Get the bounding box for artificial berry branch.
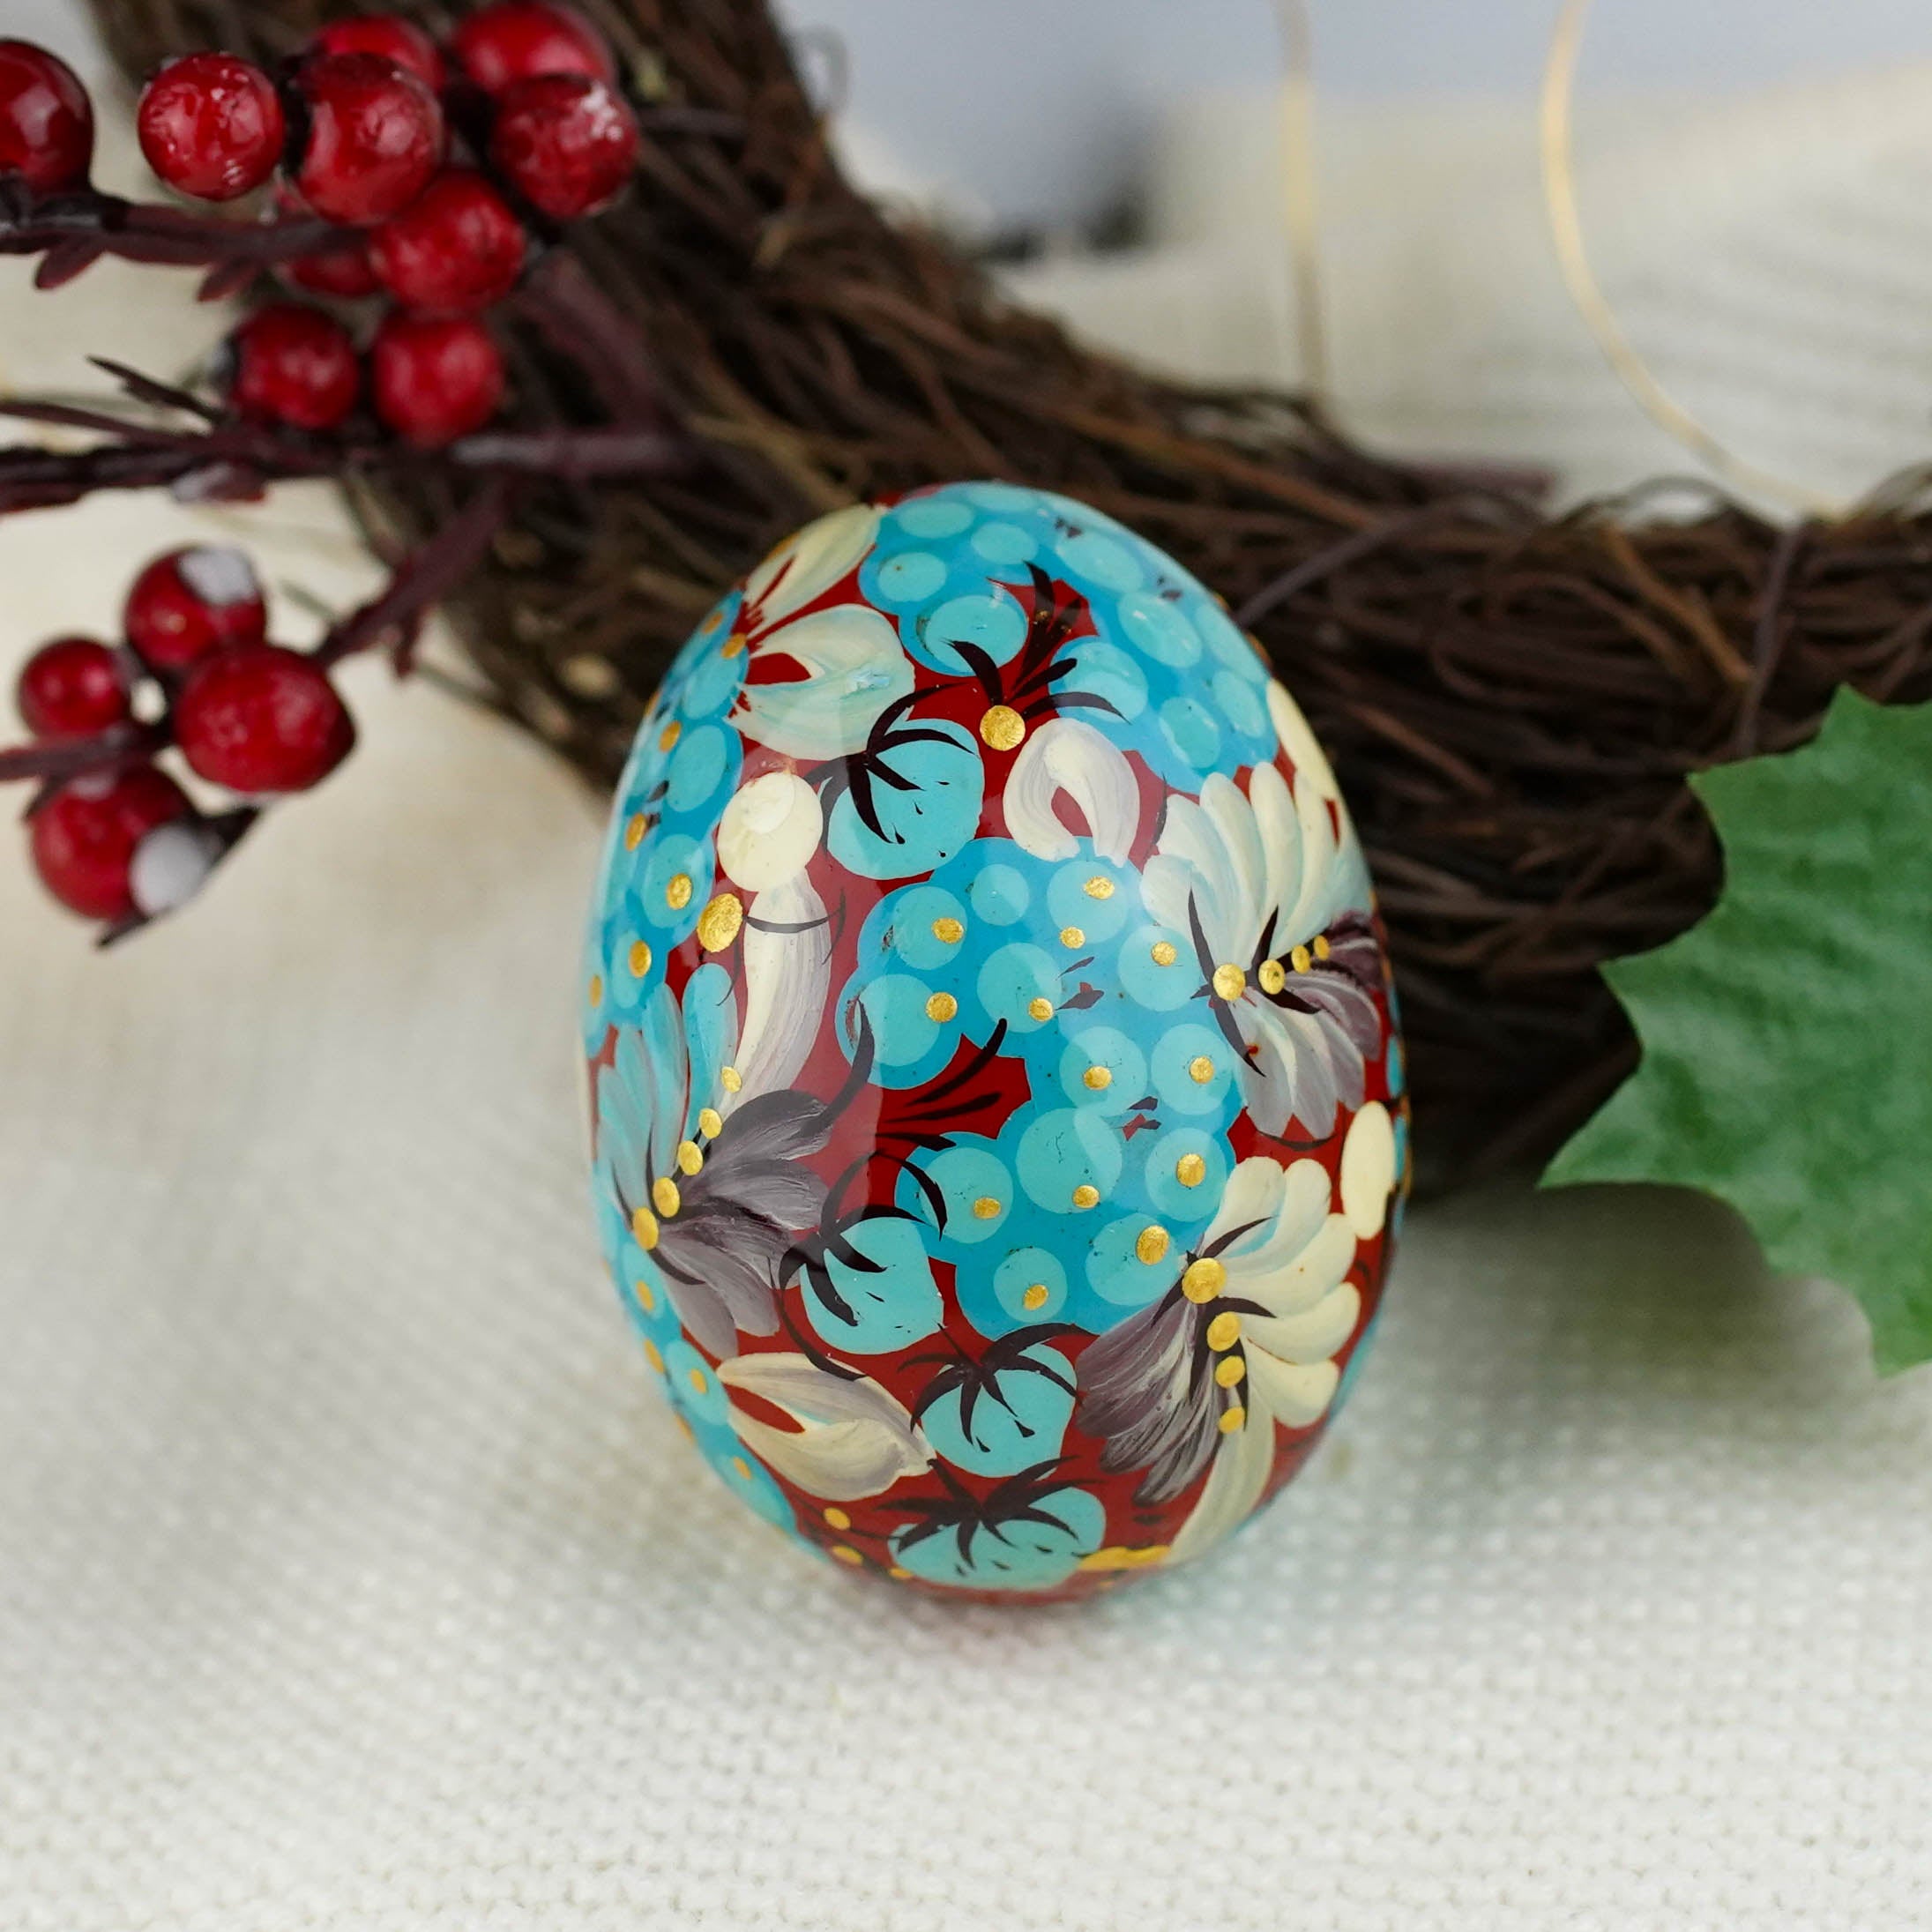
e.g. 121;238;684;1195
0;6;723;939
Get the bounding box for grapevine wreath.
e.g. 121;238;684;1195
4;0;1929;1389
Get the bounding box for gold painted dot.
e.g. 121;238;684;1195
658;720;681;752
1060;926;1085;950
588;973;604;1006
676;1139;704;1176
623;814;646;851
926;991;959;1022
666;872;693;911
1215;1355;1247;1389
687;1366;709;1395
823;1506;852;1531
1071;1183;1100;1210
830;1544;864;1566
652;1175;682;1218
1083;875;1115;900
932;916;965;944
1258;959;1287;996
889;1565;913;1581
633;1278;656;1313
1027;996;1054;1021
1182;1257;1227;1302
721;630;746;659
628;940;653;978
642;1339;664;1373
1188;1055;1216;1084
979;704;1026;750
720;1065;742;1093
675;1414;695;1442
1082;1064;1113;1091
731;1456;753;1480
697;891;744;951
1135;1225;1170;1264
1218;1405;1247;1435
1022;1283;1050;1311
697;1108;723;1139
973;1196;1002;1220
1175;1152;1207;1188
1205;1310;1242;1351
700;609;725;637
1290;944;1313;973
1151;941;1179;966
630;1205;660;1250
1314;934;1332;960
1212;962;1247;1001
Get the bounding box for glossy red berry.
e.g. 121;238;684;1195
225;302;362;432
449;3;616;95
489;74;638;220
137;53;284;203
16;637;132;739
369;311;505;447
0;41;93;192
283;234;383;298
292;52;444;226
369;169;526;315
175;645;354;794
124;546;267;670
309;16;446;92
31;765;191;921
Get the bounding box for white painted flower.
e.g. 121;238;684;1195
729;504;914;760
1081;1136;1390;1564
1003;716;1141;863
719;1353;931;1501
1141;693;1380;1139
718;770;824;890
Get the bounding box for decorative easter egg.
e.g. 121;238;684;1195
582;481;1407;1600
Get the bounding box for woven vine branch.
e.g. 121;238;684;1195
80;0;1932;1185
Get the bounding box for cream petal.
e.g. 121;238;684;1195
1003;718;1141;863
1235;1212;1356;1321
720;1353;929;1502
744;502;882;627
1237;1001;1300;1140
1340;1100;1397;1239
1169;1404;1277;1564
1151;796;1243;961
1279;768;1342;944
729;874;830;1106
718;771;824;891
1244;1279;1361;1370
1199;773;1268;938
1220;1158;1332;1277
1204;1156;1288;1256
1267;679;1339;802
1244;1351;1342;1430
1249;761;1300;946
738;605;914;760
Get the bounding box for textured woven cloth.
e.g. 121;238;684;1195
4;31;1932;1931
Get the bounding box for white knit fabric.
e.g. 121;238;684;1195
5;36;1932;1929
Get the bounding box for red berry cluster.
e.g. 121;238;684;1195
124;4;640;448
15;547;354;932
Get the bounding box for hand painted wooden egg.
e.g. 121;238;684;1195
581;481;1406;1600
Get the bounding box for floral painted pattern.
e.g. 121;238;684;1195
584;481;1407;1601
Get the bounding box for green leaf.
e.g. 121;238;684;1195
1543;689;1932;1372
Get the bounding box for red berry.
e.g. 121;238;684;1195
449;3;616;95
292;52;444;226
124;546;267;670
137;53;284;203
16;636;132;739
0;41;93;192
31;764;191;921
275;181;382;296
369;169;526;315
369;311;505;447
309;16;446;93
489;73;638;220
225;301;362;431
175;645;354;794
